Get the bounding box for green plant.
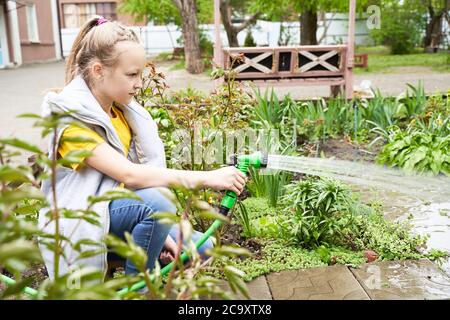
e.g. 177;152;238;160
370;2;424;54
360;89;401;132
279;177;361;248
245;124;296;208
347;212;429;261
295;98;351;143
396;82;427;119
422;90;450;119
377;114;450;176
247;167;293;208
135;61;169;108
243;30;256;47
0;115;141;299
199;28;214;57
235;197;279;238
251;88;283;127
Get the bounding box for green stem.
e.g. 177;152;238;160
51;127;61;280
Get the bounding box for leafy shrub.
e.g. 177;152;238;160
377;114;450;176
370;2;424;54
243;31;256;47
279;177;361;248
0;71;254;300
295;99;351;143
236;197;281;238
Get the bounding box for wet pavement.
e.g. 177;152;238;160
355;186;450;279
232;259;450;300
226;185;450;300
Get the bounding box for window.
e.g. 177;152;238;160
63;2;117;28
26;4;39;42
95;2;116;22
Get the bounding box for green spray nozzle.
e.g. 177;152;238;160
219;151;267;215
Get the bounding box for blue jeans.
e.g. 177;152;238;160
108;188;214;275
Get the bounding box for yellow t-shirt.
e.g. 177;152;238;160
58;105;131;186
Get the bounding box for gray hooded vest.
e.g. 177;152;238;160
38;75;167;280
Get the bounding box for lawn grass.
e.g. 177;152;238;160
355;46;450;74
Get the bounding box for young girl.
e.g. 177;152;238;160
38;16;247;279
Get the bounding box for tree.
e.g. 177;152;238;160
251;0;371;45
120;0;213;74
173;0;203;73
370;0;426;54
219;0;260;47
299;1;318;45
421;0;450;51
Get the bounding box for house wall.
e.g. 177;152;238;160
4;5;13;63
17;0;57;63
58;0;145;27
1;3;13;66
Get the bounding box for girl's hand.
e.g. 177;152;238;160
204;166;248;195
159;235;177;265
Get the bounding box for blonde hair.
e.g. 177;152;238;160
65;16;141;86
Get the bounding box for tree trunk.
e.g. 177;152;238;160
424;5;445;50
220;0;239;47
219;0;260;47
300;7;318;45
175;0;204;74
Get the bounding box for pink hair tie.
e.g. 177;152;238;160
97;17;108;26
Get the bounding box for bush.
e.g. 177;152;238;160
370;2;424;54
279;177;361;248
244;31;256;47
377;114;450;176
175;28;213;57
199;28;214;57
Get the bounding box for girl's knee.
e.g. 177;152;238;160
136;188;177;215
156;198;176;215
197;236;214;255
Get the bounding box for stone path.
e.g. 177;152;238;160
233;259;450;300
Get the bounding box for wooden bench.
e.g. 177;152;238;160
212;0;356;100
222;45;350;97
354;53;368;68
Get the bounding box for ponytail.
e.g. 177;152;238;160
65;18;100;84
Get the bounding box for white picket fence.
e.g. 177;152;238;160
61;13;373;57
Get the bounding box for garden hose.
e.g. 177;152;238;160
0;151;268;298
118;151;268;295
218;151;268;215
